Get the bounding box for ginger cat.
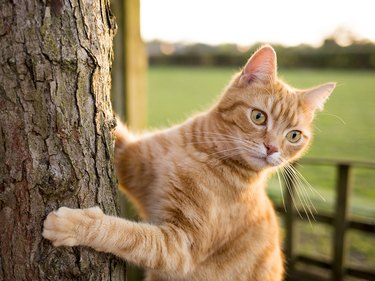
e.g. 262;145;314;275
43;45;335;281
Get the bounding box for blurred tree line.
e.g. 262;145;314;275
147;30;375;69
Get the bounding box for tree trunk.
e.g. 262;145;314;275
0;0;125;280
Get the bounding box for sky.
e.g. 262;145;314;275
140;0;375;47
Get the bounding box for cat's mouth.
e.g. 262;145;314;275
250;154;281;168
266;156;281;167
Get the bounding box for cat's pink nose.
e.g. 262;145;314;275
264;143;278;156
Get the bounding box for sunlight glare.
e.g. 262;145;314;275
141;0;375;46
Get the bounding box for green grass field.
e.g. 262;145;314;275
147;66;375;271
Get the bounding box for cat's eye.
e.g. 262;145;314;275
286;130;302;143
251;109;267;125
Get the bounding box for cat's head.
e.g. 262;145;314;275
215;45;335;172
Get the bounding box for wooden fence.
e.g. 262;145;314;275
279;158;375;281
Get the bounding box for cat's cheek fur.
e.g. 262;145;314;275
284;142;310;163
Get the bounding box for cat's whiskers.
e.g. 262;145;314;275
210;146;254;164
276;169;287;212
188;132;324;224
282;163;315;224
216;150;244;161
285;160;326;202
188;132;255;147
278;164;303;219
187;132;260;164
279;157;327;225
284;160;313;222
206;147;245;158
187;140;248;146
313;124;322;133
320;112;346;125
206;149;244;168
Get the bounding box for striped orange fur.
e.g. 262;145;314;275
43;45;335;281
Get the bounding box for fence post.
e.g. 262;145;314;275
111;0;147;280
284;165;298;278
332;164;352;281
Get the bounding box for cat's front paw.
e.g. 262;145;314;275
43;206;104;247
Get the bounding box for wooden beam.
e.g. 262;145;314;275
124;0;147;130
332;164;352;281
111;0;147;280
111;0;126;119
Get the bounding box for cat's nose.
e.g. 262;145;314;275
264;143;278;156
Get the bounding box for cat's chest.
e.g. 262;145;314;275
210;190;269;235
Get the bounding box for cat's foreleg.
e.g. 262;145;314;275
43;207;195;275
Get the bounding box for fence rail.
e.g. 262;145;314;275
279;158;375;281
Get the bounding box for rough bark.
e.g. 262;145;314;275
0;0;125;280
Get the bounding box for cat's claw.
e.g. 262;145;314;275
42;206;104;247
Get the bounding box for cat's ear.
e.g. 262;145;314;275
239;45;277;86
303;82;336;112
